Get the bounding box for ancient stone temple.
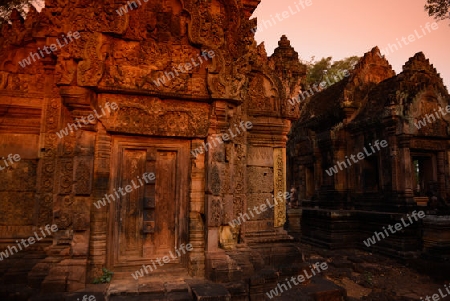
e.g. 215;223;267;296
287;47;450;261
0;0;347;300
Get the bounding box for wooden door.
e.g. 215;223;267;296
109;139;188;269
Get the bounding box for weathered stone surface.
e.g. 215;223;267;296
247;193;274;220
138;281;165;294
0;0;310;298
97;95;211;137
274;148;287;227
188;282;231;301
247;147;273;167
288;47;450;258
246;167;273;193
166;292;194;301
164;281;189;293
287;208;302;238
422;215;450;261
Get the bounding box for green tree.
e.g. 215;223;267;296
303;56;360;89
305;56;332;87
424;0;450;22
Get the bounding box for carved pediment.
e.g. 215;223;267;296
409;91;450;136
97;94;210;138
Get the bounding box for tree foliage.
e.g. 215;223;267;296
424;0;450;21
303;56;360;88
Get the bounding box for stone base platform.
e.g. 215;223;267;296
23;270;345;301
300;208;423;258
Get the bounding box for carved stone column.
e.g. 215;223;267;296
189;139;206;277
41;86;97;292
28;60;62;291
397;134;415;206
89;123;111;281
274;148;286;227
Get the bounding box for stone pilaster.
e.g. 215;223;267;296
88;123;111;281
189;139;206;277
274;148;286;228
398;135;415;206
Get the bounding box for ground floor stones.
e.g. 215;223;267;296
3;240;448;300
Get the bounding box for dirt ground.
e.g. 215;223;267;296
298;242;450;300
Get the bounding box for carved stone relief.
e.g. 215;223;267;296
273;148;286;227
97;94;210;137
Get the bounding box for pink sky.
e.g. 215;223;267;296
252;0;450;89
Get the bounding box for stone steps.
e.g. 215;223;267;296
61;275;344;301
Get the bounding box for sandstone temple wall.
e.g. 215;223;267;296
0;0;306;296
